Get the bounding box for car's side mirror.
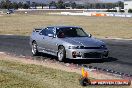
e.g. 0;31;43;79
89;34;92;38
48;34;54;37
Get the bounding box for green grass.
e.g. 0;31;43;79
0;60;81;88
0;59;130;88
0;14;132;38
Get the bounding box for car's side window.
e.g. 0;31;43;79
40;27;54;36
40;28;47;35
46;27;54;35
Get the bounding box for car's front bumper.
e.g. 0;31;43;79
65;49;109;59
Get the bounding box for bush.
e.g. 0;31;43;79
128;9;132;13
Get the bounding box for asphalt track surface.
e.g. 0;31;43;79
0;35;132;76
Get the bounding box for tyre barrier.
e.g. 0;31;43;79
91;13;107;17
82;65;132;80
58;12;132;18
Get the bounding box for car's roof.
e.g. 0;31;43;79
35;26;81;29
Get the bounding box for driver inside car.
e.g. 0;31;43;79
58;31;65;38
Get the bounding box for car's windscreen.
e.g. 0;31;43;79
56;27;88;38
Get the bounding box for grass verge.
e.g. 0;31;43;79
0;59;82;88
0;14;132;38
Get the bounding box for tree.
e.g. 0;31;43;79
49;1;56;9
76;5;84;9
6;0;11;9
41;3;44;9
106;3;113;9
18;2;23;8
31;2;36;9
12;2;18;9
22;3;29;9
0;0;6;9
49;1;56;6
117;1;124;9
71;2;76;9
56;0;65;9
128;9;132;13
89;4;93;9
0;0;12;9
95;3;101;9
84;3;90;9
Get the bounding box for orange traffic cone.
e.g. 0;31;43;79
80;67;91;86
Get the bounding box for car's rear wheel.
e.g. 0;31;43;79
57;46;66;62
32;41;39;56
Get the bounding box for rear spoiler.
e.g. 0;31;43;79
33;28;42;32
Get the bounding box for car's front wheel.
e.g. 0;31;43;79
57;46;66;62
32;41;39;56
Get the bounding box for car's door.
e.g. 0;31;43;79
37;27;56;53
46;27;58;54
43;27;58;54
37;28;49;51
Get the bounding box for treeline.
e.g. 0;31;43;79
0;0;29;9
0;0;124;9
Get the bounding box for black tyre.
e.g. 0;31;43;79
32;41;39;56
57;46;66;62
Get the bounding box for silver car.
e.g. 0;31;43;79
30;26;109;61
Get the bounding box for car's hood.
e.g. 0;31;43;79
61;37;104;47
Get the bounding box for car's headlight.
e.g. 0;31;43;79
69;46;84;49
100;45;107;49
